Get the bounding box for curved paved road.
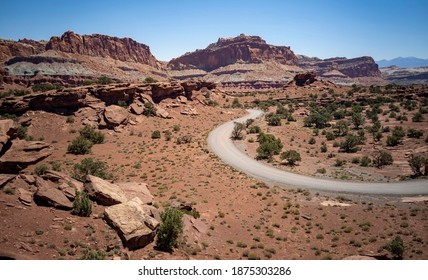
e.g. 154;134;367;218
208;109;428;195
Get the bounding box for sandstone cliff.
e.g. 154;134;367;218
0;39;45;63
168;34;298;71
46;31;161;69
299;56;381;78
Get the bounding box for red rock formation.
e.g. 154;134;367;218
293;72;317;86
46;31;161;68
298;56;381;78
168;34;298;71
0;39;45;63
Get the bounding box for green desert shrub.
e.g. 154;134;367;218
151;130;161;139
256;132;283;160
79;248;106;260
79;125;104;144
32;83;62;92
384;236;404;259
34;164;48;175
143;102;157;116
280;150;301;166
67;136;93;155
72;158;111;181
72;191;92;217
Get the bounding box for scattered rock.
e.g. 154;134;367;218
301;214;312;220
180;106;198;116
34;177;73;210
103;105;129;128
104;197;159;250
320;200;351;207
154;105;171;119
17;188;33;206
19;242;37;253
75;107;99;126
85;175;127;206
0;140;53;173
129;102;145;115
116;182;154;205
42;170;84;194
177;96;187;104
19;174;36;185
170;200;193;211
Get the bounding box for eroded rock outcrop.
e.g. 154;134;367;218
293;72;317;86
168;34;298;71
298;56;381;78
0;80;214;116
46;31;161;68
0;39;45;63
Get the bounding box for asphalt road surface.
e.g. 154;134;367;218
208;109;428;195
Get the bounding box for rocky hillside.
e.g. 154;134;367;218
46;31;161;69
380;66;428;85
168;34;298;71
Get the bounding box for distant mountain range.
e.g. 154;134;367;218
376;57;428;68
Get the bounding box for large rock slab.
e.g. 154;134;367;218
0;140;53;173
0;174;15;188
154;105;170;119
116;182;154;205
104;197;159;250
17;188;33;206
42;170;84;193
85;175;127;206
129;102;145;115
103;105;128;128
0;119;16;154
34;177;73;210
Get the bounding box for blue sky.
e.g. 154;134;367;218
0;0;427;61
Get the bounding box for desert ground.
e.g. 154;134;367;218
1;81;427;260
